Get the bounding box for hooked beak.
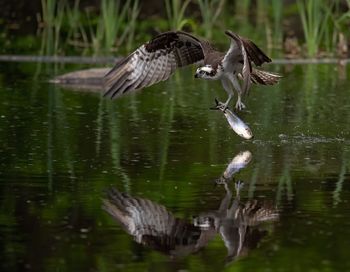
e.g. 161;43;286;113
194;73;198;78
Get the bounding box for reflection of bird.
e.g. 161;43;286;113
103;183;278;262
194;181;279;262
103;30;281;110
102;188;216;257
103;151;278;262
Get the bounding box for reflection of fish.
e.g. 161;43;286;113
220;151;252;182
212;99;253;139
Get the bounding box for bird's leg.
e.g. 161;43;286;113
217;77;235;111
227;180;244;218
235;96;245;111
228;74;246;111
237;225;247;256
223;94;233;110
235;180;244;199
217;180;233;216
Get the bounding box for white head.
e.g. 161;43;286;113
194;65;216;79
193;215;215;229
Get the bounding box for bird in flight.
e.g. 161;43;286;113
103;30;280;110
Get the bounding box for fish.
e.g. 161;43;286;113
216;150;252;184
222;150;252;179
211;99;253;139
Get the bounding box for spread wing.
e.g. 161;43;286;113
221;199;279;262
102;188;205;256
102;187;176;239
103;31;205;99
224;30;271;66
223;30;272;95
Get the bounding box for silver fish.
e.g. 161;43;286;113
222;150;252;179
212;99;253;139
216;150;252;184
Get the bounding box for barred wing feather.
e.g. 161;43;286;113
103;31;205;99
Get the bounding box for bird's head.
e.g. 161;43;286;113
195;65;216;79
193;215;215;229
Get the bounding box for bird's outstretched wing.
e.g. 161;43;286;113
222;198;279;262
223;30;272;95
224;30;271;66
103;31;205;99
102;187;176;239
102;187;206;256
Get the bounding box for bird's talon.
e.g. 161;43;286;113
218;101;229;112
210;98;228;111
210;98;219;110
235;101;246;111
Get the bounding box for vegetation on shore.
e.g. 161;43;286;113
1;0;350;58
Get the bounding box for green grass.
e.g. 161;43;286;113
39;0;140;55
40;0;65;55
197;0;226;39
164;0;193;30
297;0;329;57
33;0;350;58
324;0;350;55
86;0;140;55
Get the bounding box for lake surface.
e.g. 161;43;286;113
0;62;350;272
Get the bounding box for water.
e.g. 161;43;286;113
0;62;350;272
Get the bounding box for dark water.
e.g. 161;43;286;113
0;62;350;272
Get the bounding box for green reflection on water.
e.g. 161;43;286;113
0;63;350;271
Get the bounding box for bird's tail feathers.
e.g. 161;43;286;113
242;200;279;225
251;69;282;86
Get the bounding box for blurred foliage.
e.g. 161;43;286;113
0;0;349;57
165;0;193;30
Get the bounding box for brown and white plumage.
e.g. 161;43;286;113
103;30;281;110
103;185;278;260
104;31;207;99
103;187;215;256
250;69;281;85
194;181;279;263
218;30;280;109
103;180;278;261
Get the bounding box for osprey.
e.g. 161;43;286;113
103;182;278;261
103;30;281;110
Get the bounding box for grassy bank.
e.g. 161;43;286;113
1;0;350;58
